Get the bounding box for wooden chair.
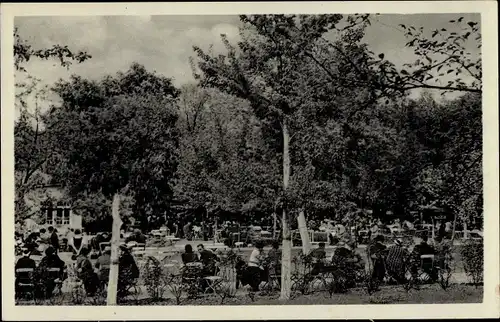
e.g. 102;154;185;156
46;267;64;296
15;268;36;300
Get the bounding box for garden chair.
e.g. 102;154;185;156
203;275;222;295
46;267;64;297
419;254;437;283
97;267;110;291
261;262;281;292
182;262;204;297
15;268;36;301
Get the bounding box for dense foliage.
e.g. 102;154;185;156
14;14;482;230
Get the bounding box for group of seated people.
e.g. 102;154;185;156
307;240;365;289
180;240;282;293
15;241;140;300
180;243;223;292
368;233;448;285
15;246;66;299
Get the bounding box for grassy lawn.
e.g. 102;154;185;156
116;284;481;306
251;284;483;305
17;284;482;306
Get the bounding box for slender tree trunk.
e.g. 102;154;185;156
431;217;435;240
273;212;277;240
451;212;458;243
297;209;312;255
214;218;217;244
280;120;292;301
107;193;122;305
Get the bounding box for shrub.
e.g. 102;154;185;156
436;242;455;290
326;253;364;296
164;274;185;305
217;264;238;304
290;254;315;297
460;239;483;286
142;256;168;301
69;281;86;305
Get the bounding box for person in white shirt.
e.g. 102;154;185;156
247;241;265;291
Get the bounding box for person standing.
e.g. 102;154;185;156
184;221;192;241
68;229;85;259
444;220;453;239
48;226;60;252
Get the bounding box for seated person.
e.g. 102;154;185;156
37;246;66;298
90;233;103;253
197;244;219;276
265;241;281;276
76;247;99;296
385;239;408;283
95;246;111;286
118;245;140;297
412;235;436;278
125;229;146;244
310;242;327;260
331;241;361;288
414;235;435;256
15;248;37;298
332;242;352;261
181;244;198;264
24;232;42;256
368;235;387;284
246;241;266;292
309;242;327;275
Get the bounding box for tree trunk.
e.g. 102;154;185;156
214;218;217;244
431;217;435;240
451;212;458;243
280;120;292;301
297;209;312;255
107;193;122;305
273;212;277;240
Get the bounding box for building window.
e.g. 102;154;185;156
45;208;54;225
63;208;70;225
55;208;63;225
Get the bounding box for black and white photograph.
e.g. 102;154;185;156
1;1;498;320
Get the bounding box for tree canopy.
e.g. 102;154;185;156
14;14;482;229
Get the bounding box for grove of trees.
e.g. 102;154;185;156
14;14;482;301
